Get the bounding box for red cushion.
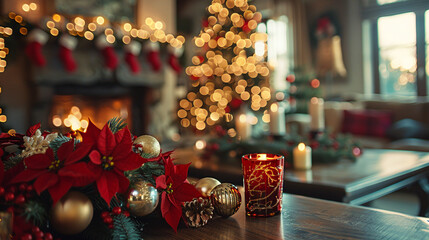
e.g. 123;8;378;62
342;110;392;138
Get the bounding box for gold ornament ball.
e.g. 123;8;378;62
133;135;161;158
128;180;160;216
50;191;94;235
210;183;241;217
195;177;221;197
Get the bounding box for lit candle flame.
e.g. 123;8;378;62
258;154;267;160
298;143;305;151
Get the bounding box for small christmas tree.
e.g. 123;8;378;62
178;0;270;132
287;68;322;113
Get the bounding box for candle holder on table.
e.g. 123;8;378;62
242;153;284;217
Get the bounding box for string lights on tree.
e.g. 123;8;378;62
178;0;270;132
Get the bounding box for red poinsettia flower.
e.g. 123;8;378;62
156;153;201;232
11;140;92;203
82;121;148;205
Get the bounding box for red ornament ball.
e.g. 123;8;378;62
352;147;362;157
286;75;295;83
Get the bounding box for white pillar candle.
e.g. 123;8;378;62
269;102;286;135
293;143;312;170
235;114;251;140
308;97;325;130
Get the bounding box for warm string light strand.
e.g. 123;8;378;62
179;0;270;131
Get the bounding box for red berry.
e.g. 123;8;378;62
15;194;26;205
21;233;33;240
26;185;34;192
34;231;44;239
19;183;28;192
5;192;15;202
122;211;130;217
8;186;17;194
32;226;41;234
103;216;113;224
112;207;121;215
44;233;53;240
108;224;114;229
7;206;14;213
0;187;5;196
101;211;110;218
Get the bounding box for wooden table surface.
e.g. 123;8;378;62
142;188;429;240
177;148;429;216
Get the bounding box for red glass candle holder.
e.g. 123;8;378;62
242;153;284;217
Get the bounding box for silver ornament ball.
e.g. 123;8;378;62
128;180;159;216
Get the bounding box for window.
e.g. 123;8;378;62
363;0;428;97
258;16;294;91
378;13;416;96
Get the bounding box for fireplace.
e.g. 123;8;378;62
50;95;132;132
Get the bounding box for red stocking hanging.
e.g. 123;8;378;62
124;40;142;74
59;35;78;72
144;41;161;72
96;36;119;70
25;29;49;67
167;45;183;74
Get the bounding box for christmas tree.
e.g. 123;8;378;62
178;0;270;132
286;68;322;114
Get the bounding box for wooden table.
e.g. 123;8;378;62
176;149;429;217
142;189;429;240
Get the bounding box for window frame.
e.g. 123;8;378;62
362;0;428;96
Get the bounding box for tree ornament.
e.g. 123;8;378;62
182;197;214;228
133;135;161;158
50;191;93;235
210;183;241;217
128;180;159;217
194;177;221;197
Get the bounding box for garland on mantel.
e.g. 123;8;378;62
0;12;184;74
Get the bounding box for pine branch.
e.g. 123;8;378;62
112;214;141;240
49;134;71;153
108;117;127;134
22;200;48;226
4;154;23;170
127;162;165;187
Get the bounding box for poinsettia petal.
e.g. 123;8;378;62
4;162;25;185
114;127;133;146
87;162;103;179
113;169;130;194
34;172;59;195
161;197;182;232
48;178;73;204
173;182;202;203
156;175;167;190
24;152;52;169
80;119;100;145
89;150;101;165
59;162;93;177
26;123;41;136
171;163;191;183
56;140;73;161
66;142;92;164
96;171;119;206
0;160;4;185
97;124;116;156
10;169;48;184
114;152;147;171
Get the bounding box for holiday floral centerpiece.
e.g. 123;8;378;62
0;118;241;240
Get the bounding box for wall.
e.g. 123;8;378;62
305;0;364;98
